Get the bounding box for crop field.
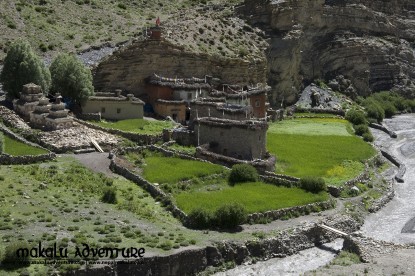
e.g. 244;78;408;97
90;118;175;135
2;135;48;156
142;156;226;184
267;118;376;184
175;181;329;214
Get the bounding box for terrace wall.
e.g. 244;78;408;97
0;124;55;164
74;118;162;145
70;215;360;276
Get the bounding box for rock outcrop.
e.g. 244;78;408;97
241;0;415;105
93;40;267;99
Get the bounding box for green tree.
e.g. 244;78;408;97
0;41;51;99
50;53;94;107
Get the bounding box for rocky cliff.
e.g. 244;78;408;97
93;39;267;97
241;0;415;105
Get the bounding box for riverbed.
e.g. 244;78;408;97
362;114;415;244
214;239;343;276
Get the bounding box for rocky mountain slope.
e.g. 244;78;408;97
241;0;415;105
1;0;415;106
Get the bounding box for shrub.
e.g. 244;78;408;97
300;177;326;193
364;101;384;123
1;240;31;268
214;203;247;229
187;208;211;229
382;102;397;118
353;124;368;136
228;164;258;185
102;187;117;204
345;109;366;125
362;132;374;142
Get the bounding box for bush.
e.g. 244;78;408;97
102;187;117;204
362;132;374;142
353;124;368;136
1;240;31;268
187;208;211;229
228;164;258;185
300;177;326;193
364;100;384;123
382;102;397;118
214;203;247;229
345;109;366;125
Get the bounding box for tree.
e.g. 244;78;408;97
0;40;51;99
50;53;94;108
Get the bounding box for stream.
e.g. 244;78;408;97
361;114;415;243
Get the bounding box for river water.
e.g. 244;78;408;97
361;114;415;244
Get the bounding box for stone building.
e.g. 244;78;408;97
82;90;144;120
13;83;44;118
189;100;252;125
44;95;74;130
145;74;211;123
194;117;268;160
154;100;187;123
209;86;269;119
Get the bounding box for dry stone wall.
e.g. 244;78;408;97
75;118;162;145
69;215;360;276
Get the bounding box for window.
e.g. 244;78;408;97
117;108;121;114
187;92;192;100
255;99;260;107
101;107;105;113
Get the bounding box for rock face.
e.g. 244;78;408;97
93;39;267;98
242;0;415;105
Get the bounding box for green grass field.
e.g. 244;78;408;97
143;156;226;183
175;181;329;214
90;118;175;135
267;118;375;184
2;135;48;156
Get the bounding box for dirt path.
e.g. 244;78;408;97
63;152;115;177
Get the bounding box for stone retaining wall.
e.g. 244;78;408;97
74;118;162;145
380;149;405;183
0;152;56;165
77;113;101;121
247;200;336;224
195;146;276;173
69;215;360;276
369;123;397;138
368;179;395;213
